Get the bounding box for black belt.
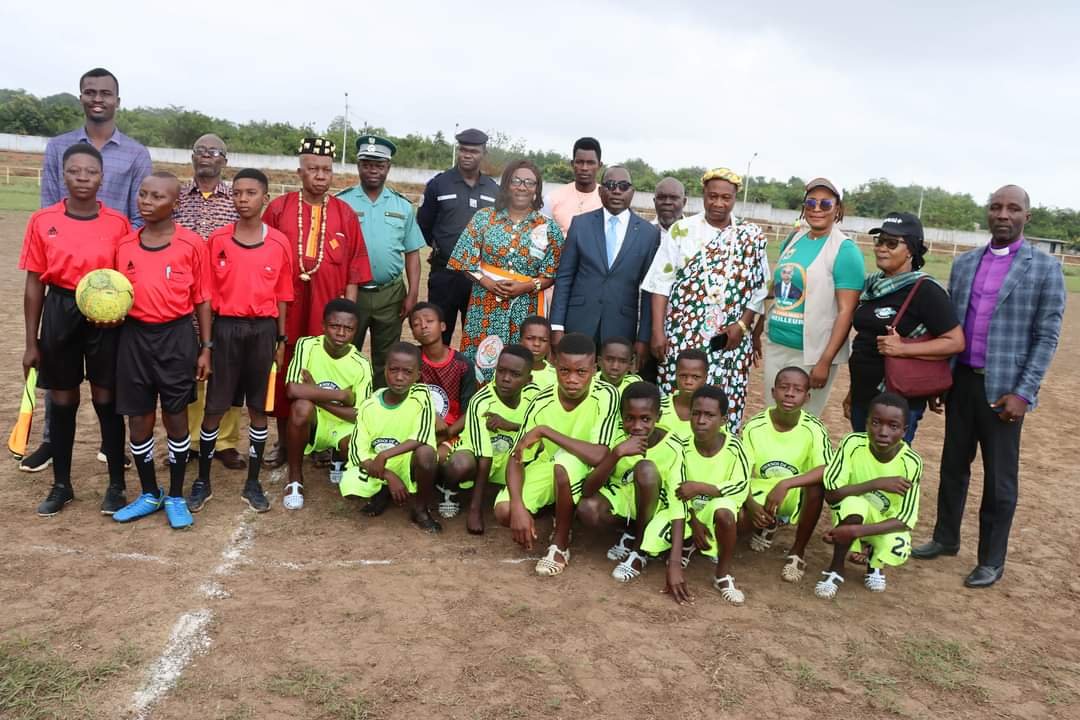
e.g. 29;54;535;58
47;285;75;297
359;276;402;292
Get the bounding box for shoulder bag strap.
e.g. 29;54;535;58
888;277;927;330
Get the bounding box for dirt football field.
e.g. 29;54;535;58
0;206;1078;720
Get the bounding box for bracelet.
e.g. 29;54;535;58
532;278;542;293
736;320;749;335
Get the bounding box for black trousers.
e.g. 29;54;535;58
427;267;472;346
933;365;1023;568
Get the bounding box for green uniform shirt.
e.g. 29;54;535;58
741;408;832;481
658;393;693;442
604;372;643;397
823;433;922;530
530;362;558;392
605;429;686;520
460;383;539;461
514;378;619;464
336;185;425;286
286;335;373;412
346;385;437;464
681;433;751;517
767;232;865;350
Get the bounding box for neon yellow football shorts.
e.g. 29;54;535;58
493;451;588;514
307;408;353;455
339;453;416;499
836;495;911;569
750;477;802;525
452;448;510;491
598;480;636;520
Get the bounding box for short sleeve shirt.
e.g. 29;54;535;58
767;233;866;350
19;201;130;289
514;378;620;464
848;281;959;405
286;334;373;410
336;185;425;285
658;393;693;442
420;349;477;425
116;225;211;323
680;433;751;517
740;408;832;480
206;224;294;317
347;385;437;464
530;362;558;392
823;433;922;529
460;383;539;459
606;429;687;520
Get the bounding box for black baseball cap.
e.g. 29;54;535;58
870;212;923;242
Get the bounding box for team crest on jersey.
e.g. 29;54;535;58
618;467;635;486
691;495;711;512
372;437;400;453
491;433;513;455
318;381;341;391
869;490;892;513
424;384;450;419
761;459;799;478
874;307;898;320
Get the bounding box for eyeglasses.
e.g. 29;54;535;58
193;147;226;158
601;180;633;192
803;198;835;211
508;177;538;188
873;235;903;249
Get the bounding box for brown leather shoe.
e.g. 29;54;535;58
214;447;247;470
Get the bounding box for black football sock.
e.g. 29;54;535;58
130;437;158;495
198;426;218;483
246;425;268;488
50;403;78;487
167;435;191;498
93;401;126;487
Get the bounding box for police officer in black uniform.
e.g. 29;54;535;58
416;128;500;345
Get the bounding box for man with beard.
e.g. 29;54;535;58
337;135;424;385
545;137;603;236
262;137;373;468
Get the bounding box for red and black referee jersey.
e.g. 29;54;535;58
420;348;477;425
206;223;294;317
19;200;130;288
117;225;211;323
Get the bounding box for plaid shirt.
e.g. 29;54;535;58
175;180;238;238
948;242;1066;408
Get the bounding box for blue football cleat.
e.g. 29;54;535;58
164;496;194;529
113;490;164;522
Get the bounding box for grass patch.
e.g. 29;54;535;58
268;666;374;720
784;660;832;691
0;638;139;720
898;637;975;691
0;182;40;212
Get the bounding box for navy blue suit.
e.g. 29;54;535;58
549;209;660;345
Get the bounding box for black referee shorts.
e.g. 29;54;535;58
205;316;277;416
37;286;118;391
116;315;198;416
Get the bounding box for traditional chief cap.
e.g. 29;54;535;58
298;136;336;157
805;176;841;198
701;167;742;188
455;128;488;146
356;135;397;161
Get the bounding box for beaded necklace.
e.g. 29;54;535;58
296;191;327;281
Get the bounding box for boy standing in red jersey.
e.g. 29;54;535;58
188;169;293;513
113;172;212;529
20;143;131;517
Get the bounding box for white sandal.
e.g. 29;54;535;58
282;481;304;511
612;551;646;583
781;555;806;583
681;544;696;569
815;571;844;599
606;531;636;561
712;575;745;605
749;523;779;552
436;483;460;519
534;545;569;577
864;568;887;592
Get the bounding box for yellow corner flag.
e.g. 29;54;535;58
9;367;37;458
264;362;277;412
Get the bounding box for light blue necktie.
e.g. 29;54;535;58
605;215;619;268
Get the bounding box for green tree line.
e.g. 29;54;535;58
2;88;1078;244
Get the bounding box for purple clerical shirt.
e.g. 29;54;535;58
958;235;1024;368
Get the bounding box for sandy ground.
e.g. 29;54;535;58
0;206;1078;720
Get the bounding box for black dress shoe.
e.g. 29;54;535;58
964;565;1004;588
912;540;960;559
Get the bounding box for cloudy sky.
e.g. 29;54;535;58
5;1;1077;208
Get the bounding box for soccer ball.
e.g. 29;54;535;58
75;268;134;323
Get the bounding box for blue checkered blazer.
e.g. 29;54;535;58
948;241;1066;409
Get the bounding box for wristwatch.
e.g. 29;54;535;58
200;340;214;350
276;334;288;344
532;278;542;293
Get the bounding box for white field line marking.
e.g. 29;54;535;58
131;609;212;720
27;544;175;565
129;513;254;718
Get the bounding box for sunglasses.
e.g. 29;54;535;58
803;198;835;211
193;147;225;158
873;235;904;250
508;177;538;188
601;180;633;192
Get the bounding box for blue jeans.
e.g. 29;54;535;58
850;401;925;445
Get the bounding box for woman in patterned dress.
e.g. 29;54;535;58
448;159;564;380
642;168;769;431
